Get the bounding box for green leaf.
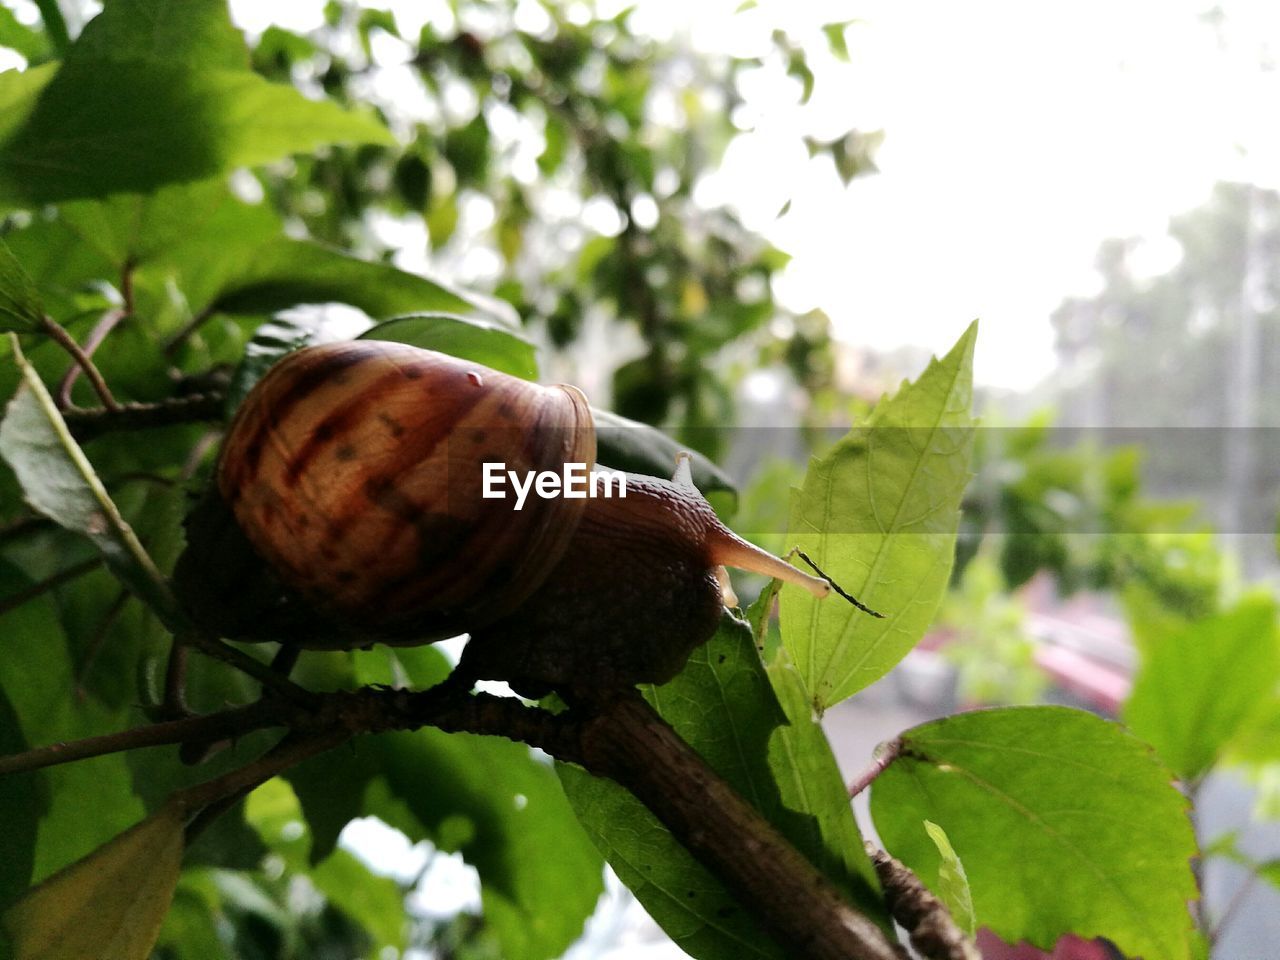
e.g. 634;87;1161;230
781;321;976;711
0;0;392;204
0;7;52;64
360;313;538;380
0;66;392;204
559;616;886;960
0;238;43;332
2;799;185;960
223;313;325;415
0;63;57;146
0;336;181;627
1123;594;1280;781
592;407;737;496
372;727;604;960
823;23;852;62
922;820;975;936
211;237;514;326
31;0;67;56
870;706;1198;960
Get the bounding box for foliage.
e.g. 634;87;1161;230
781;322;976;711
0;3;1221;960
870;707;1199;960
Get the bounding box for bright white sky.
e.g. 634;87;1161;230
7;0;1277;391
226;0;1280;391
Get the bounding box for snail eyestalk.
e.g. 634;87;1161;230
708;532;832;599
794;550;884;619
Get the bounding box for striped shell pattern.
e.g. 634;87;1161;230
218;340;596;641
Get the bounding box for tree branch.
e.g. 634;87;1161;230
0;681;911;960
573;693;907;960
866;844;980;960
62;393;226;442
0;700;292;776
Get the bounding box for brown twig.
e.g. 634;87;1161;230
39;316;119;412
848;737;902;798
162;306;217;360
574;693;907;960
0;558;101;619
179;729;351;841
179;630;318;709
56;308;126;408
62;393;226;442
866;844;980;960
0;700;293;777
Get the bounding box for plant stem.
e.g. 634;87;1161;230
574;693;906;960
39;315;119;411
0;700;291;776
866;843;981;960
848;737;902;798
56;307;126;408
62;393;226;442
0;558;101;619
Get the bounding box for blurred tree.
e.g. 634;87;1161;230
1048;181;1280;567
241;0;877;457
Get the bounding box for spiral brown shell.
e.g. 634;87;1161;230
217;340;596;642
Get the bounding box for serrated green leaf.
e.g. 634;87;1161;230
2;800;185;960
781;321;976;710
0;337;181;626
870;706;1198;960
922;820;975;936
361;313;538;380
0;238;43;332
592;407;737;496
1124;593;1280;782
373;726;603;960
559;616;886;960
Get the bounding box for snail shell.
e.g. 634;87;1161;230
217;340;595;642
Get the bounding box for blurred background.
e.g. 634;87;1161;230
4;0;1279;956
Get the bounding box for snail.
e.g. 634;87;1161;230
179;339;872;694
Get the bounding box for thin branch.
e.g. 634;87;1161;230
0;558;101;619
180;631;318;709
75;588;131;700
1210;870;1259;946
0;700;292;776
849;737;902;798
62;393;225;442
39;315;119;412
162;306;217;360
56;307;126;408
866;844;981;960
179;729;351;841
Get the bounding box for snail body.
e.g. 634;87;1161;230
197;339;837;691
